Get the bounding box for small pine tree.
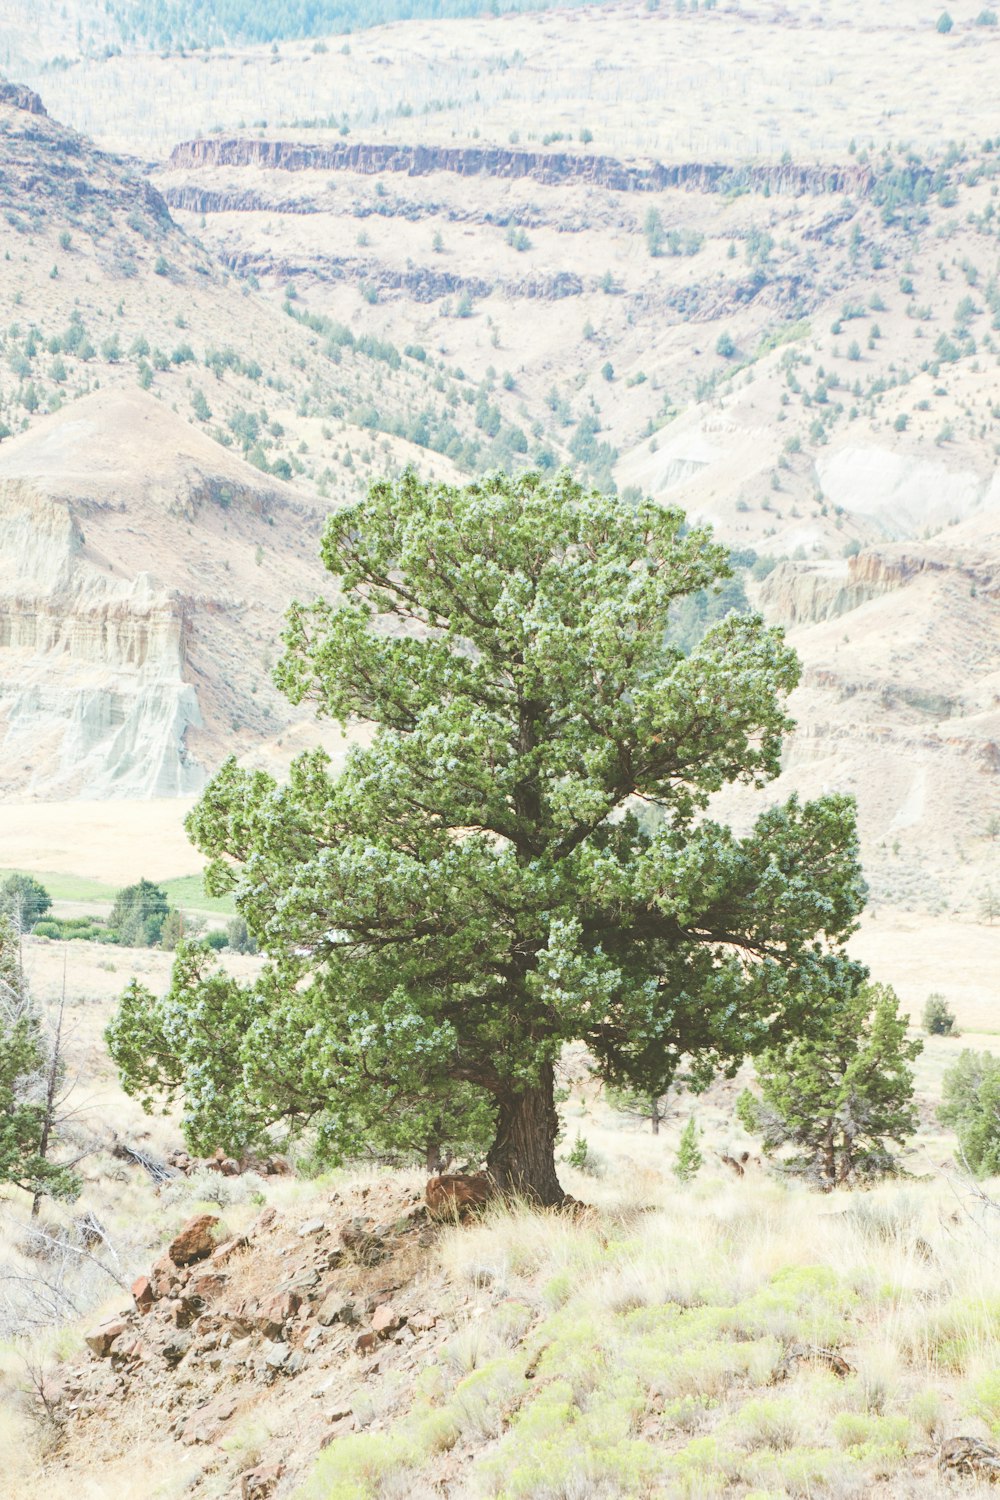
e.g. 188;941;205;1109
936;10;954;31
673;1117;703;1182
737;981;921;1187
939;1050;1000;1176
978;887;1000;925
922;992;958;1036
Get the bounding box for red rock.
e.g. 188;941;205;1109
181;1392;239;1445
241;1464;284;1500
371;1303;404;1336
253;1291;301;1339
131;1275;154;1314
150;1251;181;1299
187;1268;228;1303
168;1214;221;1266
211;1234;249;1266
354;1331;379;1355
85;1317;129;1358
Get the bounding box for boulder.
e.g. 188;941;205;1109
85;1317;129;1358
316;1293;357;1328
150;1251;182;1299
253;1291;301;1339
211;1234;249;1266
131;1274;155;1314
187;1267;229;1304
371;1303;404;1336
168;1213;221;1266
241;1464;284;1500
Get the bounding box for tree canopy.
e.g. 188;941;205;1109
109;879;170;948
107;468;867;1203
0;874;52;932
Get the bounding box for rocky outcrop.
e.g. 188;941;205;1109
168;138;874;198
0;81;46;115
0;390;329;800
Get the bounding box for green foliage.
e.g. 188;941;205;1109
0;917;79;1202
108;879;170;948
715;331;736;359
922;992;957;1037
191;387;212;422
737;982;920;1186
673;1117;703;1182
936;10;953;31
939;1049;1000;1177
0;873;52;931
160;909;186;951
107;469;866;1199
226;916;258;955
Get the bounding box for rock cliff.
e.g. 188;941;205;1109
0;392;331;800
167;138;873;198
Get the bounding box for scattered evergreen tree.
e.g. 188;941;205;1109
939;1049;1000;1177
0;916;80;1206
0;874;52;932
737;981;921;1187
922;992;958;1037
673;1117;703;1182
978;887;1000;925
936;10;954;31
107;469;867;1203
160;909;186;951
715;331;736;359
108;879;169;948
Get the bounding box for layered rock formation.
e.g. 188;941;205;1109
0;391;331;800
168;138;873;198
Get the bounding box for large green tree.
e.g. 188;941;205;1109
107;470;867;1203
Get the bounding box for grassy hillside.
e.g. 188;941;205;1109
0;868;235;914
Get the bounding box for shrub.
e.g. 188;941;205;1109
922;993;958;1036
936;10;953;31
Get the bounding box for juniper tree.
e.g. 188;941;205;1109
107;469;867;1204
737;981;921;1187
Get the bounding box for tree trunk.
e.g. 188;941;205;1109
486;1063;565;1206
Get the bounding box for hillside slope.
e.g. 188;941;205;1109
0;390;334;798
